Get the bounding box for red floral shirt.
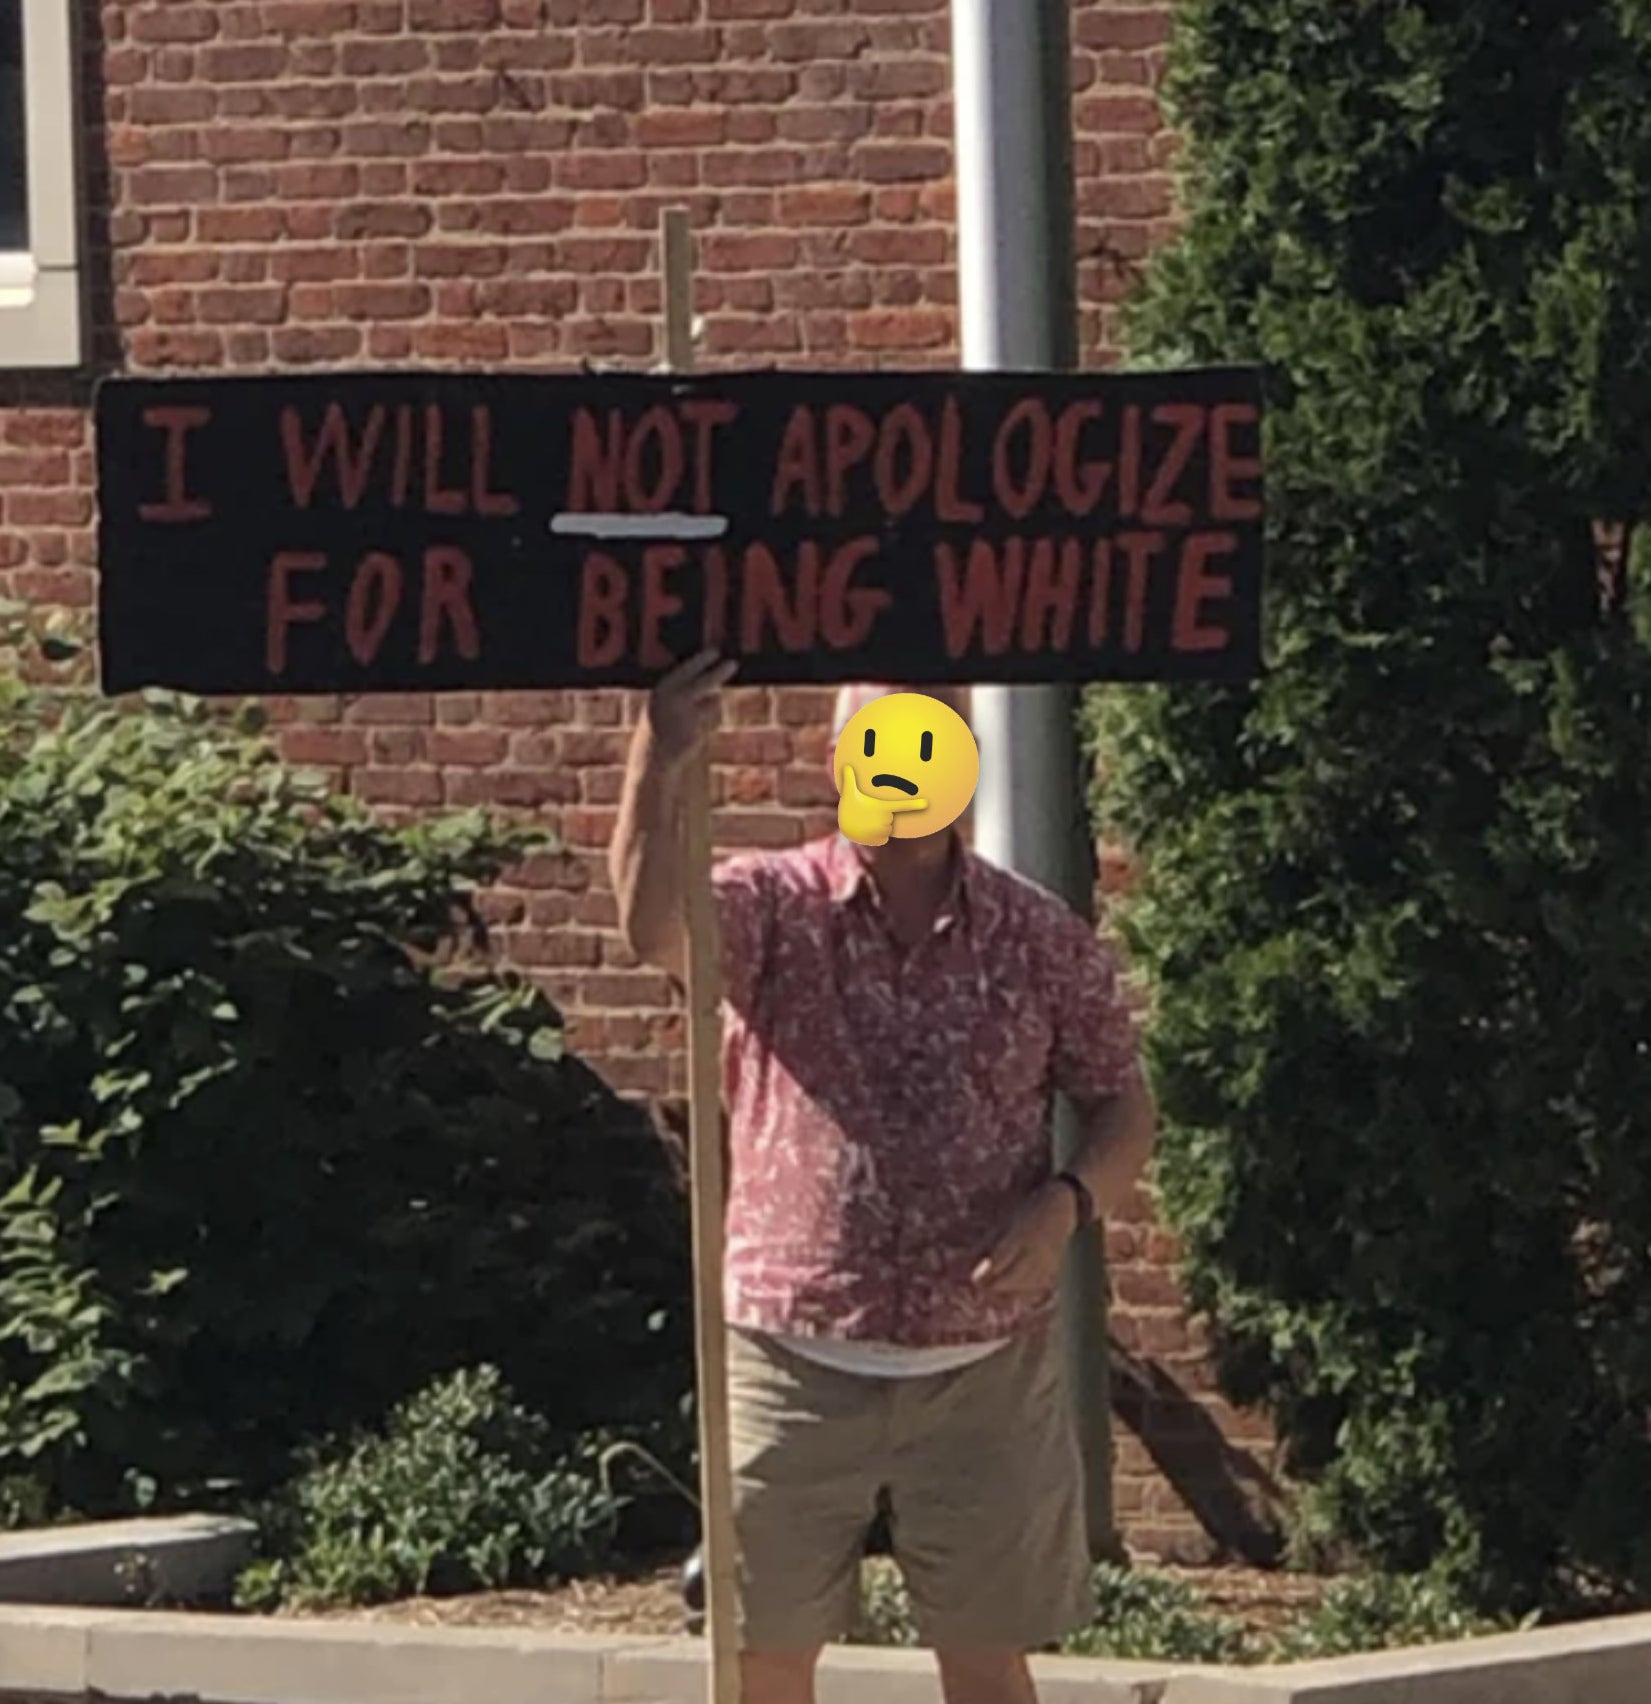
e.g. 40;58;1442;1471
714;833;1140;1348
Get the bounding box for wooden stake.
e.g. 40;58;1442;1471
662;205;741;1704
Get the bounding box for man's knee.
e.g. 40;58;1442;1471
741;1645;824;1704
934;1646;1038;1704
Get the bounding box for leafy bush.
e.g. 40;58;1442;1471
1271;1572;1522;1663
853;1558;918;1647
853;1561;1516;1667
1064;1566;1247;1665
0;680;691;1527
1090;0;1651;1612
851;1561;1246;1664
236;1366;623;1611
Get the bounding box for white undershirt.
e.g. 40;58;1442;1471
775;1333;1011;1379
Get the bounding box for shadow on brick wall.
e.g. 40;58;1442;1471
1109;1343;1287;1566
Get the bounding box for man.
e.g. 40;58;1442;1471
610;651;1155;1704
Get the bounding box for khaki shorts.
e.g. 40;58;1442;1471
727;1325;1093;1652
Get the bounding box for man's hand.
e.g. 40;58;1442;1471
838;764;928;847
644;649;738;771
971;1182;1080;1299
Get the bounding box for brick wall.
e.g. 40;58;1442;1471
0;0;1280;1564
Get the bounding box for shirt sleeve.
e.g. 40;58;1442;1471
710;854;771;1017
1039;900;1142;1105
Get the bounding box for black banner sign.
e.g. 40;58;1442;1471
95;368;1264;696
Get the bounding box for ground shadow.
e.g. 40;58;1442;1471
1109;1340;1287;1566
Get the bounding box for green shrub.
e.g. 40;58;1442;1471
1062;1566;1247;1666
0;681;691;1526
1090;0;1651;1613
852;1560;1537;1667
236;1366;624;1611
852;1558;919;1648
1270;1573;1522;1663
851;1561;1246;1664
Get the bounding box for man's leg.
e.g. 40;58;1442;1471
741;1647;826;1704
729;1331;889;1704
886;1328;1093;1701
932;1648;1039;1704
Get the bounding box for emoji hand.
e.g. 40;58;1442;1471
837;765;928;848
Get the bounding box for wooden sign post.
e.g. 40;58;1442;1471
661;206;742;1704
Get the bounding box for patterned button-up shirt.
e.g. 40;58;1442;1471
714;832;1140;1348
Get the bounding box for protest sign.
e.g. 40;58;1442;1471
96;367;1263;696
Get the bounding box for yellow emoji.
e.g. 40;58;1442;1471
833;691;980;848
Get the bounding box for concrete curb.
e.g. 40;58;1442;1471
0;1515;256;1609
3;1604;1651;1704
1159;1610;1651;1702
0;1609;1184;1704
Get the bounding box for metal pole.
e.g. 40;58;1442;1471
951;0;1122;1561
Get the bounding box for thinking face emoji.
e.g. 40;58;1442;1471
833;692;980;848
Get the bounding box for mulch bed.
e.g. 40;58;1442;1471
289;1561;1333;1643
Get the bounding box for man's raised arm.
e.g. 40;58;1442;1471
610;650;737;982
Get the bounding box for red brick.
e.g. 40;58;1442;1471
354;768;445;807
703;315;800;354
271;326;363;363
264;1;357;34
559;152;649;191
1074;92;1161;134
282;728;370;767
341;38;429;76
854;140;950;182
711;816;802;852
335;203;433;240
10;569;94;607
343;695;438;726
201;43;289;82
636;108;728;147
130;5;220;43
848;58;946;99
7;492;93;528
778;184;872;226
781;27;880;64
0;447;69;486
129;164;218;206
1075;8;1172;50
590;973;683;1018
197;284;288;324
4;414;83;450
488;692;574;727
333;283;431;319
778;768;837;808
412;159;508;196
409;0;501;26
430;729;509;766
848;306;952;349
128;85;217;124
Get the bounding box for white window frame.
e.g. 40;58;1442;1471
0;0;84;369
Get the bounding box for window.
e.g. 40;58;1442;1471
0;0;83;368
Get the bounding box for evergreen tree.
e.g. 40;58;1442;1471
1090;0;1651;1610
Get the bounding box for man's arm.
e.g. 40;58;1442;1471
1061;1069;1156;1225
610;650;737;981
974;905;1156;1296
1045;901;1156;1221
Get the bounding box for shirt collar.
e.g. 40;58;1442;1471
823;830;976;930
